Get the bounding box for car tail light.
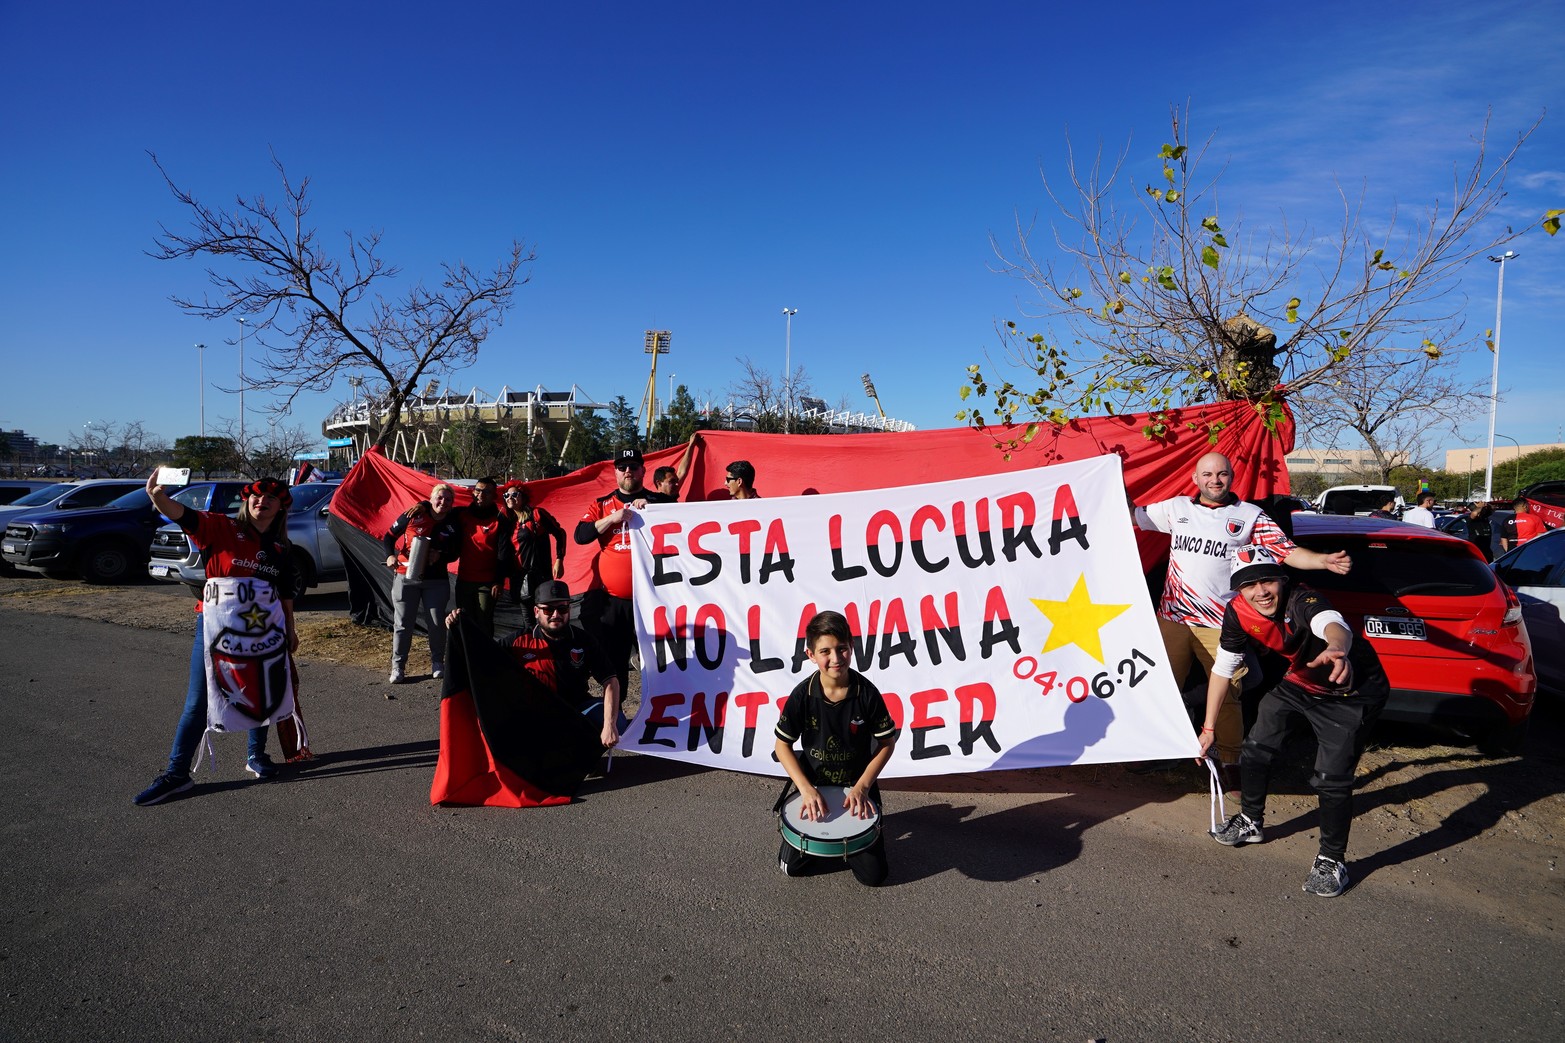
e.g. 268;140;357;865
1500;581;1523;628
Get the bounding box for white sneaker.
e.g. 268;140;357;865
389;666;405;684
432;662;445;679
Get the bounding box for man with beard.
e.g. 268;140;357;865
452;476;509;637
1200;545;1388;898
574;448;671;736
447;579;621;749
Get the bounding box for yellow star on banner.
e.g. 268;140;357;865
239;604;269;632
1029;573;1131;664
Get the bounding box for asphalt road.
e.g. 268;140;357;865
2;607;1561;1043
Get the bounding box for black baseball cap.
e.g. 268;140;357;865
614;447;644;467
533;580;571;605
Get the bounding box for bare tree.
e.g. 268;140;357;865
1290;342;1489;483
148;153;535;451
210;418;316;477
961;107;1539;451
70;421;167;477
725;357;814;433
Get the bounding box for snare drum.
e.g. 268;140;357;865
778;785;881;858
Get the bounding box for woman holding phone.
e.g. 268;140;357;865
132;469;300;807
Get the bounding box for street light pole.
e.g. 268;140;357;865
195;343;206;435
1495;432;1523;498
1483;251;1517;501
782;308;797;433
234;314;247;447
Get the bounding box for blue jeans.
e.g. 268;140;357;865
166;613;269;779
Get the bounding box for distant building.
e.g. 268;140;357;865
1285;447;1408;476
1444;442;1565;473
1;428;42;460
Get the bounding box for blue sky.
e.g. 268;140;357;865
2;1;1560;467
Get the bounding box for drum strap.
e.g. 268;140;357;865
771;778;796;816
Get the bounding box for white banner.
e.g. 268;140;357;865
201;576;297;733
627;454;1200;778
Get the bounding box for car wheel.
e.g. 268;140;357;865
291;548;316;591
0;559;16;578
1477;717;1529;757
79;540;138;585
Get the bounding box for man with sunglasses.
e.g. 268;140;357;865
724;460;760;500
448;580;621;748
574;447;672;729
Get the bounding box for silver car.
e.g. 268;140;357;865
147;481;345;592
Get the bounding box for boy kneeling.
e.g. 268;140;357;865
774;611;900;886
1200;546;1388;897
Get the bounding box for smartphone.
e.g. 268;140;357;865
156;466;191;488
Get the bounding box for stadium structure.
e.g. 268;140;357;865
320;383;916;468
322;384;611;467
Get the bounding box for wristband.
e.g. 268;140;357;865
1199;726;1215;733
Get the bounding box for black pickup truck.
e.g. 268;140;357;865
2;481;248;584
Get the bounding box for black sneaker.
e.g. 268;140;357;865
133;773;193;807
1211;812;1264;846
1303;856;1349;897
245;754;279;780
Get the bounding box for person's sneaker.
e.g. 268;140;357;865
245;754;279;780
1211;812;1264;846
1303;856;1349;897
431;662;445;680
132;773;193;807
389;666;406;684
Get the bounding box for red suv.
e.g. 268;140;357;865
1287;513;1536;752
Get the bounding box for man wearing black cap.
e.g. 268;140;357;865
1198;545;1388;898
574;447;672;706
447;579;621;747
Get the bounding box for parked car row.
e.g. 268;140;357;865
147;480;344;592
1;478;343;590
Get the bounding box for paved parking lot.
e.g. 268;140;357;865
3;593;1563;1041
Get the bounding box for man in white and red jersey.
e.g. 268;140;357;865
1134;451;1352;764
574;447;672;706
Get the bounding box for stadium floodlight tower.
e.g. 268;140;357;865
861;372;886;419
641;330;671;441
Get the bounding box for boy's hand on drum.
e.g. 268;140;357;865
844;784;876;819
798;785;826;822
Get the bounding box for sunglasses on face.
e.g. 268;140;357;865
537;603;570;615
